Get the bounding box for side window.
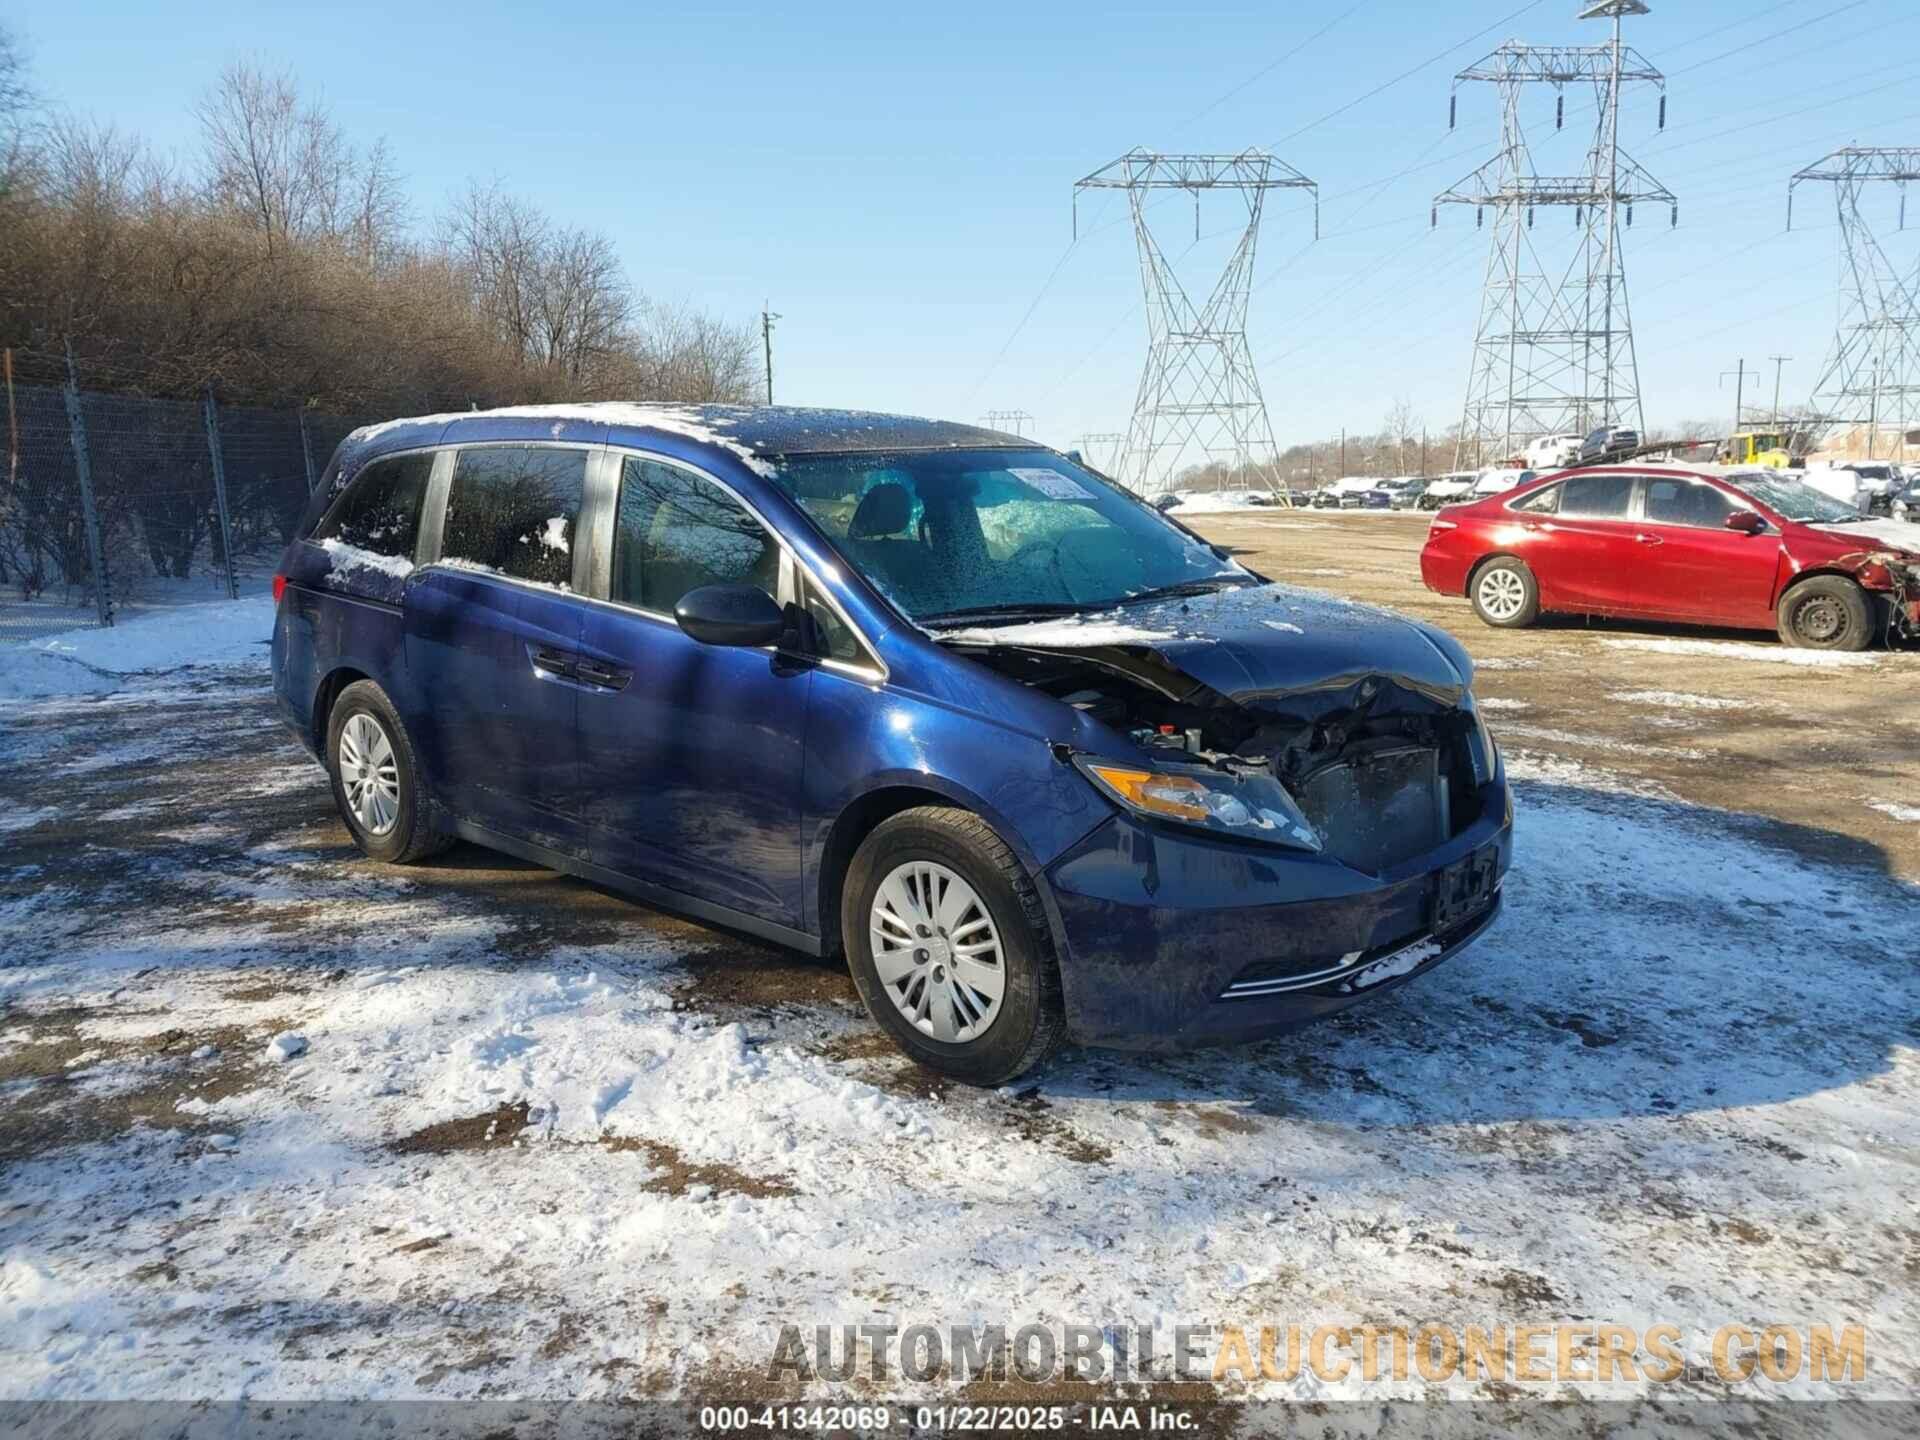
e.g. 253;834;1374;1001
613;457;780;613
312;452;434;558
1512;484;1560;514
440;446;587;588
1557;473;1636;518
1644;479;1736;528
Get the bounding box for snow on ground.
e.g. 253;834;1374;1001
1869;800;1920;823
1608;690;1754;712
1160;489;1283;514
1601;638;1887;669
1;661;1917;1407
0;598;275;699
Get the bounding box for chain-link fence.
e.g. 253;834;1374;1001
2;360;366;641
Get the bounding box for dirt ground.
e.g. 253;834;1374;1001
2;552;1917;1416
1186;508;1920;880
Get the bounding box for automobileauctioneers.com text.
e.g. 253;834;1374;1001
766;1321;1868;1386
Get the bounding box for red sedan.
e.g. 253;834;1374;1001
1419;465;1920;651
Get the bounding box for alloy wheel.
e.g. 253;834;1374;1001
1477;568;1526;621
338;712;401;836
868;861;1006;1043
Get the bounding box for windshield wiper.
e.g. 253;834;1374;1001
1115;577;1256;605
919;601;1092;628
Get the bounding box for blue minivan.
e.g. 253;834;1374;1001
271;405;1511;1084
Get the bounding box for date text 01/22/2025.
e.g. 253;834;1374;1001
697;1403;1201;1431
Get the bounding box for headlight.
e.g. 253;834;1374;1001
1073;756;1322;852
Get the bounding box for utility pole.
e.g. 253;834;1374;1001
760;303;780;406
1767;355;1792;423
1339;428;1346;474
1721;358;1748;437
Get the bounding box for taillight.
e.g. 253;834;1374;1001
273;573;288;605
1429;518;1458;532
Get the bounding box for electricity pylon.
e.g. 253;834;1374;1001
1435;1;1673;468
1074;432;1126;476
1075;149;1316;498
1789;147;1920;461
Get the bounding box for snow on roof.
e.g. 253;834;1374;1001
344;405;1022;474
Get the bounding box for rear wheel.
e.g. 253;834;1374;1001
1776;575;1872;651
842;807;1064;1087
325;680;450;863
1470;557;1540;629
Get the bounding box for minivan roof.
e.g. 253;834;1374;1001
342;403;1025;467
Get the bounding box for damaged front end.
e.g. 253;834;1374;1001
1840;550;1920;644
934;586;1512;1050
955;635;1497;875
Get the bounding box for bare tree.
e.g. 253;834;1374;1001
196;61;403;256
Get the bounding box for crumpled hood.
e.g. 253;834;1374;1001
1811;519;1920;562
942;583;1473;705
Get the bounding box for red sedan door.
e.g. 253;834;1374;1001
1528;471;1642;614
1630;475;1780;626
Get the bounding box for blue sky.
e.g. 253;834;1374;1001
18;0;1920;453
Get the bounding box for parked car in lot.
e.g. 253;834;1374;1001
1469;466;1537;498
274;405;1512;1084
1391;477;1434;510
1893;474;1920;524
1418;472;1480;509
1577;426;1640;464
1808;461;1901;516
1420;463;1920;650
1523;433;1584;470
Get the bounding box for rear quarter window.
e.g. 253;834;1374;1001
311;452;435;560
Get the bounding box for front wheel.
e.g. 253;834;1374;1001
842;807;1064;1087
1776;575;1873;651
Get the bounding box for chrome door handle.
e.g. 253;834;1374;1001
1634;533;1663;546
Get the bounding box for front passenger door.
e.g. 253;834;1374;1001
1632;477;1777;625
574;455;814;929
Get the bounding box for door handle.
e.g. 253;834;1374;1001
531;646;577;679
1633;532;1663;546
574;659;632;692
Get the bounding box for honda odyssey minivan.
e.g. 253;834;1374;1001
271;404;1512;1084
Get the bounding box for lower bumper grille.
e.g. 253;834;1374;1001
1218;889;1499;1001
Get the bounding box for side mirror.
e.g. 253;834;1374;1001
674;584;786;647
1724;510;1767;535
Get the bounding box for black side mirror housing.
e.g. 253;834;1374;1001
674;584;787;648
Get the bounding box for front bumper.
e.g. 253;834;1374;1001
1043;782;1513;1051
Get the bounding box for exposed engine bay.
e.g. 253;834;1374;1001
962;641;1491;872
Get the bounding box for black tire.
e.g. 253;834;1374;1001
841;807;1065;1087
1776;575;1873;651
1469;556;1541;629
324;680;451;864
